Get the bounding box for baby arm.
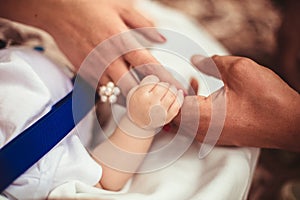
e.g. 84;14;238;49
93;75;184;191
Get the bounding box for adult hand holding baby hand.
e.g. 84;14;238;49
174;55;300;152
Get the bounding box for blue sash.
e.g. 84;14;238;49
0;77;95;192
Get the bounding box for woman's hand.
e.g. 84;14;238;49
0;0;185;95
127;75;184;130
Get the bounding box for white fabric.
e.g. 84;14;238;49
0;48;102;199
0;1;260;199
49;105;259;200
49;1;259;199
49;142;258;200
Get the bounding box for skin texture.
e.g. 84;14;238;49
127;75;184;130
174;55;300;152
0;0;186;191
93;75;183;191
0;0;185;95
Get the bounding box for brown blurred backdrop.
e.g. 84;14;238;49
156;0;300;199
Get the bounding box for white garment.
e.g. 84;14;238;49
1;1;260;199
49;1;260;199
0;48;102;199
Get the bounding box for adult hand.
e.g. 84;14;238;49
174;55;300;152
0;0;185;95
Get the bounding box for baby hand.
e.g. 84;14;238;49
126;75;184;130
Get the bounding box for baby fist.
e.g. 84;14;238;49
127;75;184;130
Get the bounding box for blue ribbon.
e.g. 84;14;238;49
0;77;96;193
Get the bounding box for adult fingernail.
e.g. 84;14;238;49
153;33;166;43
159;34;167;42
191;55;206;64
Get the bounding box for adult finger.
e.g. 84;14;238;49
210;55;257;85
105;57;139;96
191;55;222;79
124;49;187;93
106;27;186;93
192;54;244;85
120;8;166;43
188;77;199;95
98;73;113;88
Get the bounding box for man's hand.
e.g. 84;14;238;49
127;75;184;130
175;55;300;152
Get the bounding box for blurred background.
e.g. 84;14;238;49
156;0;300;199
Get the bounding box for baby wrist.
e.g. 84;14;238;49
118;115;157;139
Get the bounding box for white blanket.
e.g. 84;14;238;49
49;136;258;200
49;1;259;200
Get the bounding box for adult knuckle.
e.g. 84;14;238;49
134;50;153;64
211;55;220;61
230;57;254;74
233;57;254;68
128;50;140;58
